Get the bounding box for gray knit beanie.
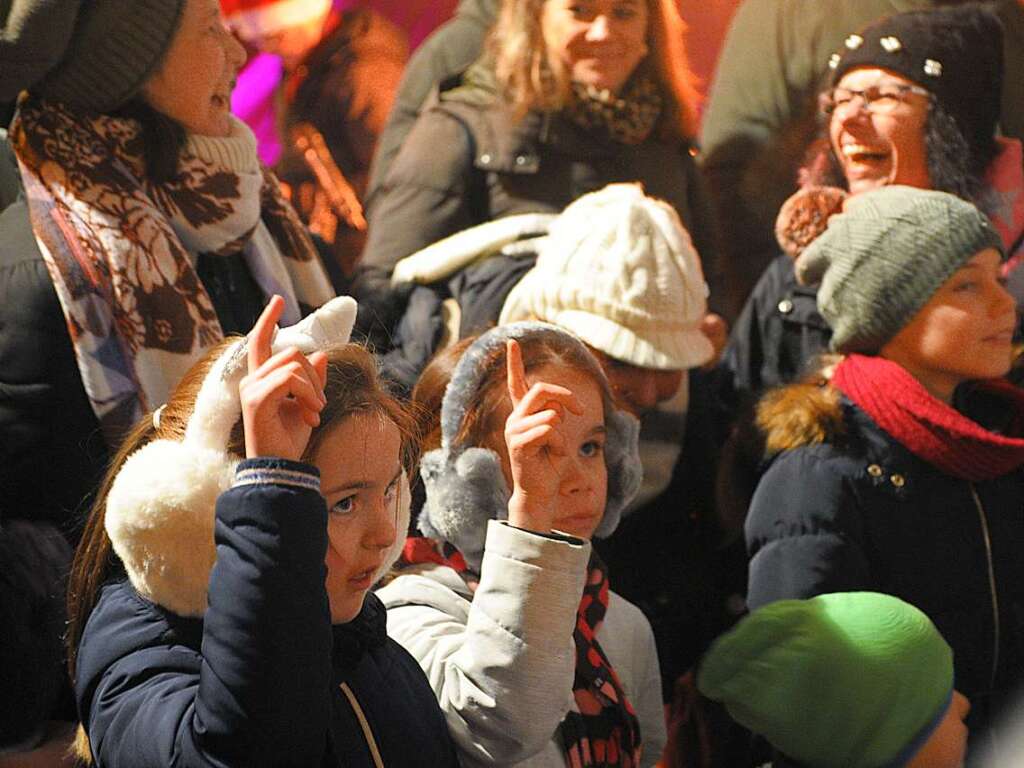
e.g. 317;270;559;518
0;0;185;112
795;186;1003;354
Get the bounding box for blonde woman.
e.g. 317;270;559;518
354;0;720;343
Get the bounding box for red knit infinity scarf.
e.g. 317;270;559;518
399;537;642;767
831;354;1024;481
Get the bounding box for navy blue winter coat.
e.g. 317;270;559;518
745;380;1024;748
718;253;830;405
75;458;460;767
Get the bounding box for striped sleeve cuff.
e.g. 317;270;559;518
233;458;320;493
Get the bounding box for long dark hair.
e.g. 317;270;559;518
809;99;999;205
110;99;187;184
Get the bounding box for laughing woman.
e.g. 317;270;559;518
720;4;1023;400
745;185;1024;757
0;0;335;544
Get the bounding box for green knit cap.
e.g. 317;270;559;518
795;185;1003;354
0;0;185;112
698;592;954;768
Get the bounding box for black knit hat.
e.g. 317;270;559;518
828;4;1003;152
0;0;185;112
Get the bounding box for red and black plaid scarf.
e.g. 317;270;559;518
400;537;642;766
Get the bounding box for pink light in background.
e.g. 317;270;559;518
231;52;284;166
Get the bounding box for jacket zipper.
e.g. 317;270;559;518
339;682;385;768
968;483;1000;690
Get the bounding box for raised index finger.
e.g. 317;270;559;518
506;339;529;406
248;295;284;373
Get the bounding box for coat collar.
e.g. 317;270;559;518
331;592;387;676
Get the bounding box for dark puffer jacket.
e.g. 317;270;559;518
718;253;830;404
75;459;460;768
354;64;720;344
745;379;1024;751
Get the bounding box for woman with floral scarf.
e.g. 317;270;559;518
0;0;335;546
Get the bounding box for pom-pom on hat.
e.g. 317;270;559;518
698;592;955;768
775;186;848;260
827;5;1003;153
221;0;332;40
500;183;713;371
0;0;185;111
795;185;1002;354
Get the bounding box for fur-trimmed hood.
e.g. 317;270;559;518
755;359;846;456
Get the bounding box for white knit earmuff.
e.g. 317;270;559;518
418;322;642;570
105;296;358;617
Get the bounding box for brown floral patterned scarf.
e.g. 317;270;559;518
566;74;663;146
10;99;334;443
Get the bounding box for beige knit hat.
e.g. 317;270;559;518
500;184;713;370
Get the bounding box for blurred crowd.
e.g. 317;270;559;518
1;0;1024;766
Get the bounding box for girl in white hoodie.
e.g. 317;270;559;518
377;322;666;768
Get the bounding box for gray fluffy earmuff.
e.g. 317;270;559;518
418;322;642;570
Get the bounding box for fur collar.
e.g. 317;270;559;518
756;360;846;455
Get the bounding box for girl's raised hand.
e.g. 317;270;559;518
504;339;583;533
240;296;328;461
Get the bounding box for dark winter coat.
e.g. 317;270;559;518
0;196;110;543
354;64;721;346
745;379;1024;746
364;0;500;207
0;178;280;544
0;519;74;749
718;252;830;405
75;459;460;768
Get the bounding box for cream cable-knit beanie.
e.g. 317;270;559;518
500;184;713;370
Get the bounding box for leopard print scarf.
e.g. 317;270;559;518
565;74;663;146
10;99;334;442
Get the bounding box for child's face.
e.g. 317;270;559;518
315;413;403;623
907;690;970;768
494;363;609;538
881;249;1016;403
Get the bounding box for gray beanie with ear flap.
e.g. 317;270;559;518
795;185;1003;354
418;322;642;571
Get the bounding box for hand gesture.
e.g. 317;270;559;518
504;339;583;532
240;296;328;461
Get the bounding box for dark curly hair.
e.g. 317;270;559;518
808;98;998;206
